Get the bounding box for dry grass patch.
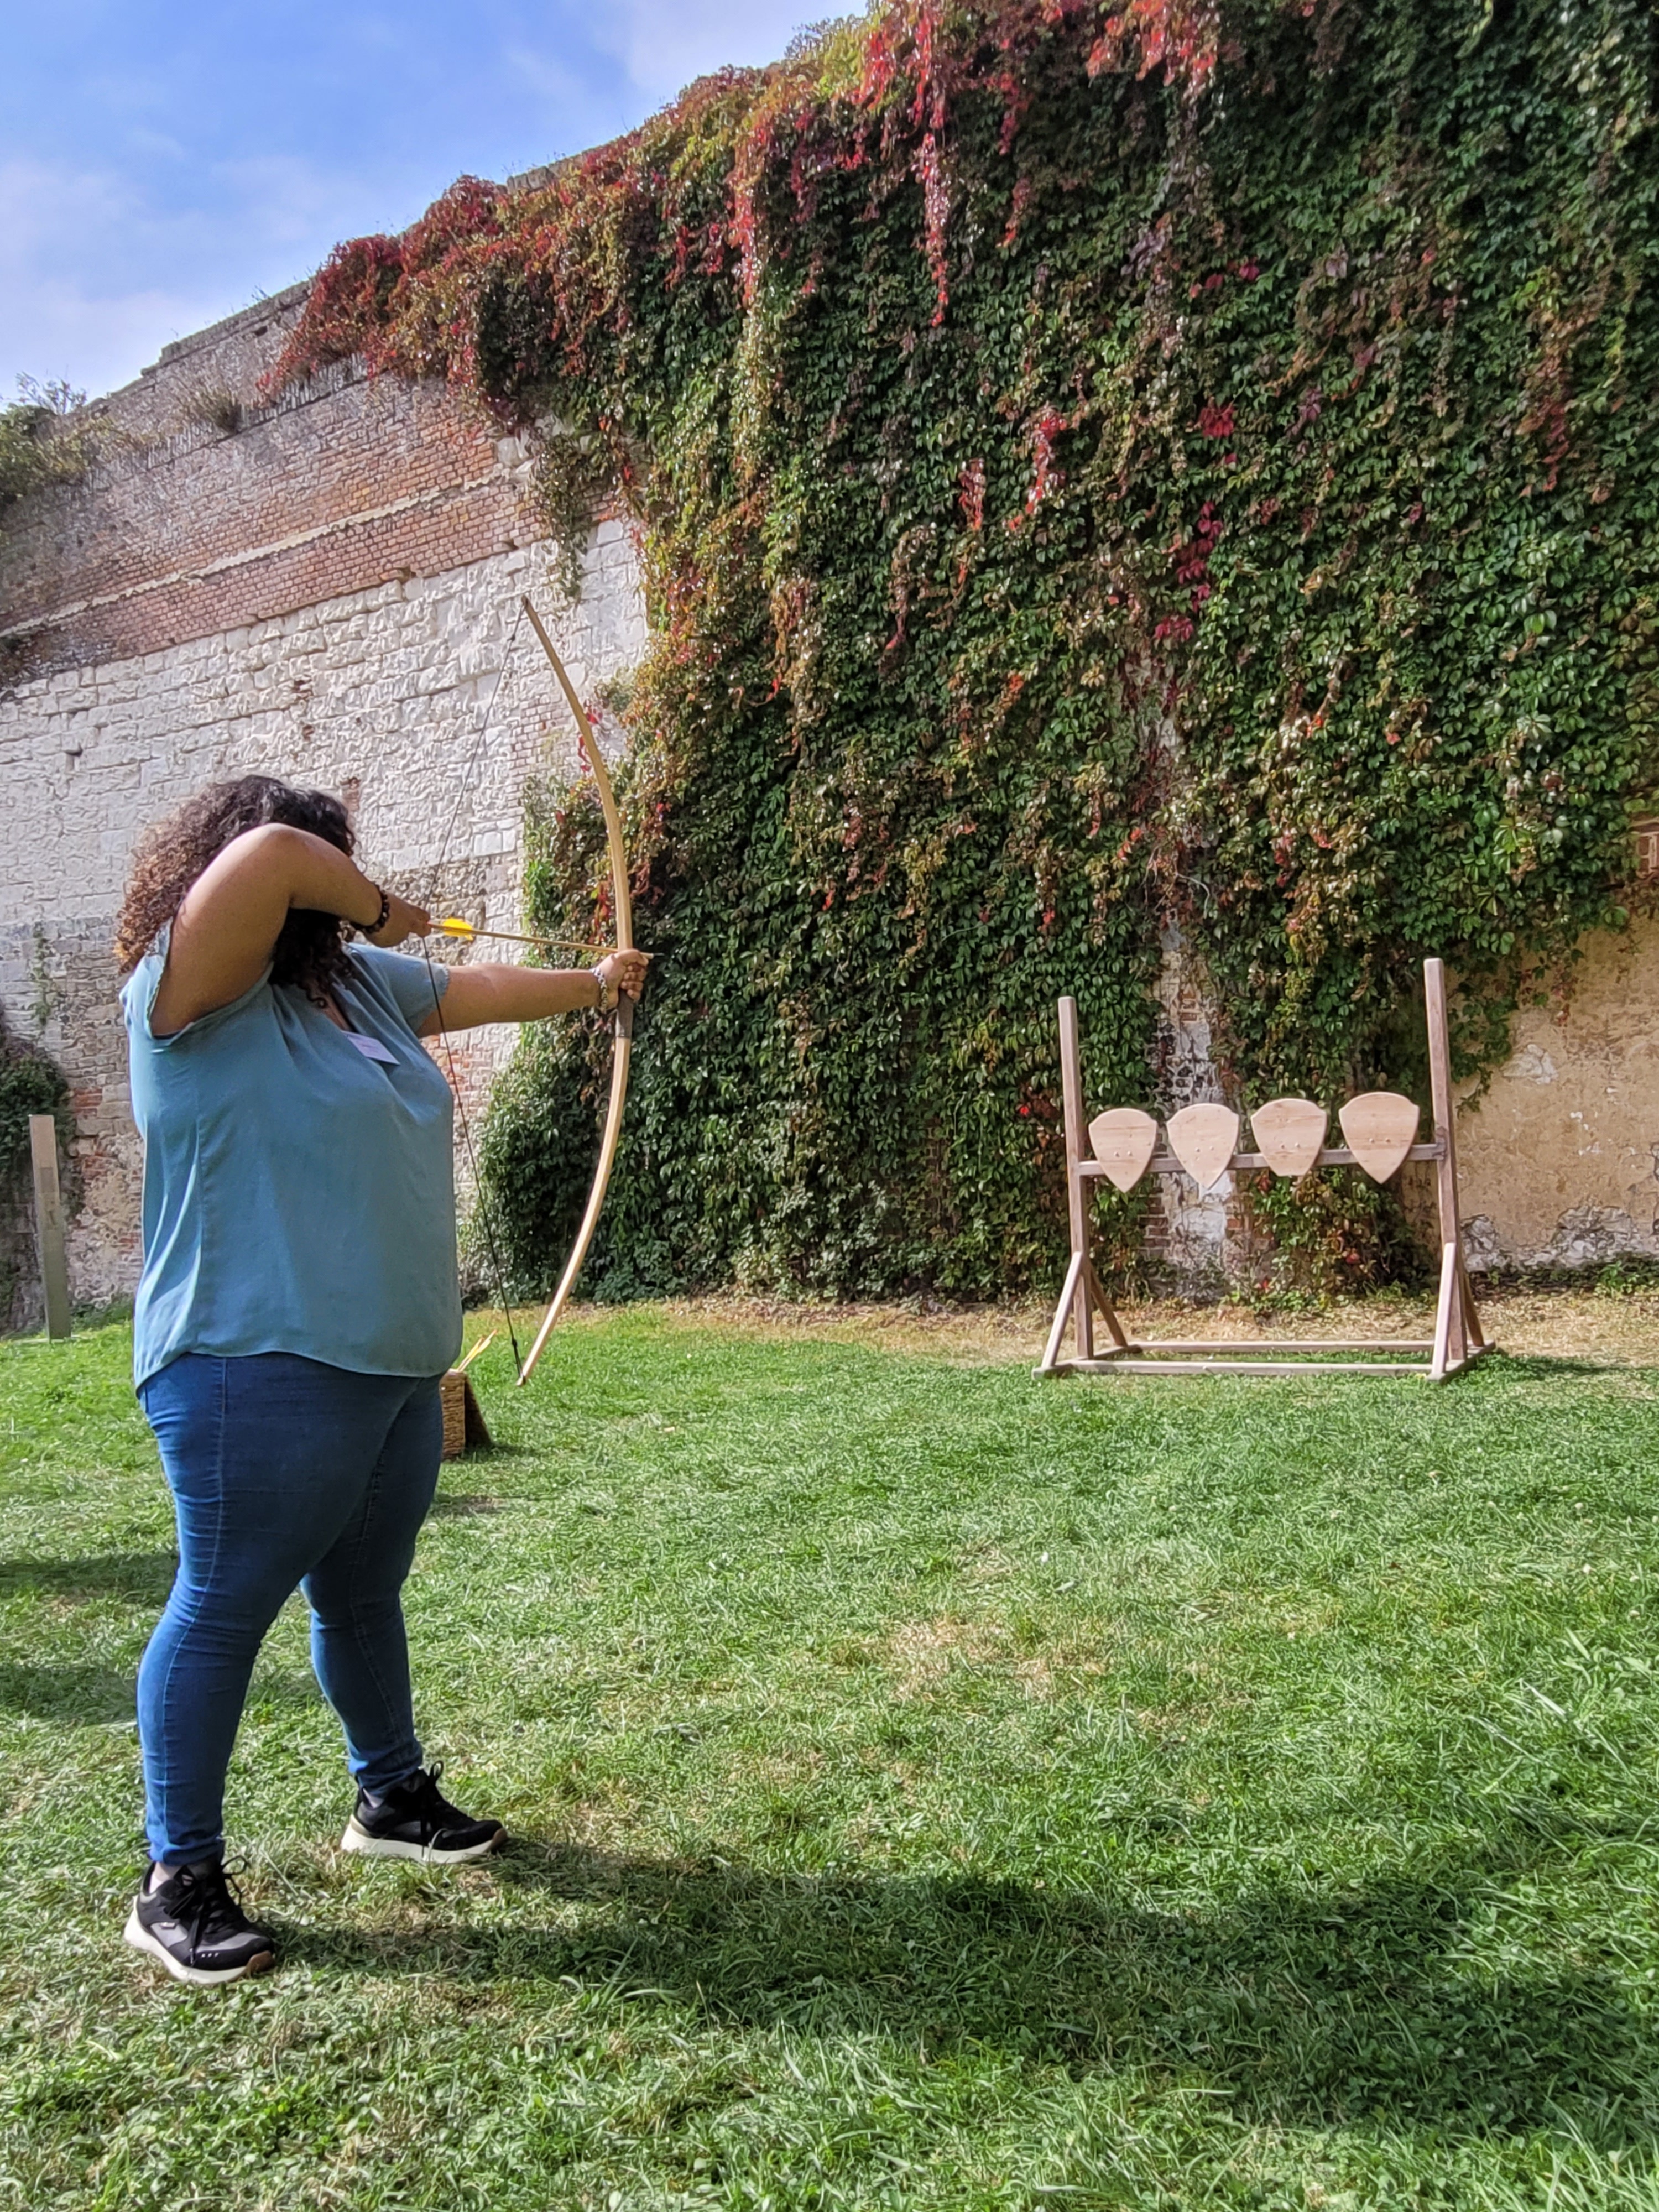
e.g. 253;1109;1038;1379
884;1614;1010;1698
515;1279;1659;1369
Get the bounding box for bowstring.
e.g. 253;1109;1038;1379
416;596;531;1375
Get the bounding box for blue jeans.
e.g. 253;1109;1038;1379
137;1352;444;1866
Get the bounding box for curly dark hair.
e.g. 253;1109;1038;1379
116;775;360;1004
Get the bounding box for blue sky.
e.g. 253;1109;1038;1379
2;1;818;402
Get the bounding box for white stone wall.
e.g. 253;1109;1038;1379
0;524;647;1315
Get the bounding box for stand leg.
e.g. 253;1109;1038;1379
1430;1240;1458;1381
1058;997;1095;1362
1040;1249;1087;1373
1086;1258;1130;1350
1424;957;1481;1369
1460;1255;1486;1351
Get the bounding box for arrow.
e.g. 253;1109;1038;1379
436;916;650;959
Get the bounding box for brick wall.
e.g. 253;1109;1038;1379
0;289;647;1323
1;292;544;682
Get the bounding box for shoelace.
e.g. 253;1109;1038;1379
163;1861;254;1949
408;1762;463;1824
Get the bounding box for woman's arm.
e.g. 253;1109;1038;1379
151;825;429;1036
417;953;650;1034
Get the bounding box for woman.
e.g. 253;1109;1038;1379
114;774;647;1986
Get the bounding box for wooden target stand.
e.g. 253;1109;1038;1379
1039;958;1489;1382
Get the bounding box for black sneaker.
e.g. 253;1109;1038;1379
123;1860;277;1987
341;1764;504;1865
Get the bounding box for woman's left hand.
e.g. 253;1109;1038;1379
595;951;651;1004
416;952;653;1036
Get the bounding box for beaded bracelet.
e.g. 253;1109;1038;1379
356;885;390;939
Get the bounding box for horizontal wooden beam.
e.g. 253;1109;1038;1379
1088;1338;1437;1354
1041;1357;1434;1377
1077;1140;1444;1180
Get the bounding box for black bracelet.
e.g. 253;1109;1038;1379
355;885;390;939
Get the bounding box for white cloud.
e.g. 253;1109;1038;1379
216;153;409;252
599;0;818;104
0;156;128;268
0;159;218;395
501;41;592;113
1;278;229;403
0;3;826;401
0;151;424;400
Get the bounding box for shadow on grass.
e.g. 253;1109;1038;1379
0;1661;138;1724
291;1837;1659;2147
0;1552;176;1603
0;1658;322;1725
1466;1348;1655;1380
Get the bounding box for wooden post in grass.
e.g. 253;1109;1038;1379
28;1114;70;1340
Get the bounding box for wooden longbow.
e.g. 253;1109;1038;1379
515;595;636;1385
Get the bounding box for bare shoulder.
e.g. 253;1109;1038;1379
149;826;300;1036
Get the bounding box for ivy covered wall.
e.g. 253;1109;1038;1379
275;0;1659;1299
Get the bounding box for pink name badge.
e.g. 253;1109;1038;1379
346;1032;399;1066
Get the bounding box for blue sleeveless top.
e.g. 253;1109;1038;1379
122;940;464;1386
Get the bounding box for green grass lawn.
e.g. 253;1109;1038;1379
3;1313;1659;2210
